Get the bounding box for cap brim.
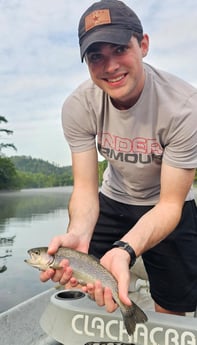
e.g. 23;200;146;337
80;27;134;61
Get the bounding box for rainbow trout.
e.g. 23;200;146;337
25;246;148;334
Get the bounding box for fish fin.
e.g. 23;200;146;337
120;301;148;335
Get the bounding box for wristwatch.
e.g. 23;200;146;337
112;240;136;268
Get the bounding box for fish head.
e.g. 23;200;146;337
24;247;54;271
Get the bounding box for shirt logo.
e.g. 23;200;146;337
85;9;111;32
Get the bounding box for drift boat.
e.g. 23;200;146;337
1;258;196;345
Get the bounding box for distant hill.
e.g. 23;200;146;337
10;156;72;176
9;155;107;189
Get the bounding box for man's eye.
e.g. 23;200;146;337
115;45;128;54
87;53;103;63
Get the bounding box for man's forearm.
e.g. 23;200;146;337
67;189;100;247
122;200;183;257
123;166;195;257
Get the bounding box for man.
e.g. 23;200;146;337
41;0;197;316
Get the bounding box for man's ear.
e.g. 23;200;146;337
141;34;149;57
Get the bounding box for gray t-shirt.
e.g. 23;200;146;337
62;63;197;205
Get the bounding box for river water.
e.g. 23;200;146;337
0;186;197;313
0;187;72;313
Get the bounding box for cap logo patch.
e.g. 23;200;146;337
85;9;111;32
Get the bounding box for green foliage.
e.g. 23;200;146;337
10;155;73;189
0;116;17;154
1;155;108;190
194;169;197;184
11;155;70;176
0;157;20;190
16;170;73;189
98;159;107;185
10;156;108;189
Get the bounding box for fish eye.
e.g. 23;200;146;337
34;249;40;255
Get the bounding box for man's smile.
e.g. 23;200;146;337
103;73;127;85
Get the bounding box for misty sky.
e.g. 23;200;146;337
1;0;196;166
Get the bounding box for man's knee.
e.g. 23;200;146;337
154;302;185;316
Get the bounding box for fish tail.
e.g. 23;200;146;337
120;301;148;335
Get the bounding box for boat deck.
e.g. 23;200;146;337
0;288;59;345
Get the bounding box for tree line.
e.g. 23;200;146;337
0;155;107;190
0;115;74;189
11;156;74;189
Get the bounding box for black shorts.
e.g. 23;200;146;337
89;192;197;312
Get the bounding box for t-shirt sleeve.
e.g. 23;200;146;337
163;92;197;168
61;88;97;153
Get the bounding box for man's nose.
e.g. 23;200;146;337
104;55;120;73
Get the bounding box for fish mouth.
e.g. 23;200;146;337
24;257;41;269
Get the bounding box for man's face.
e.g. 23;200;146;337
86;35;149;109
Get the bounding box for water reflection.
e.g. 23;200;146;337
0;236;15;273
0;248;13;273
0;187;72;312
0;235;16;244
0;187;72;228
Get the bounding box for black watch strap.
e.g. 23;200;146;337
112;240;136;268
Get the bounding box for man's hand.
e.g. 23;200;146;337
39;233;88;285
82;248;132;312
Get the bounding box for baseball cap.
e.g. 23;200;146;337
78;0;143;61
